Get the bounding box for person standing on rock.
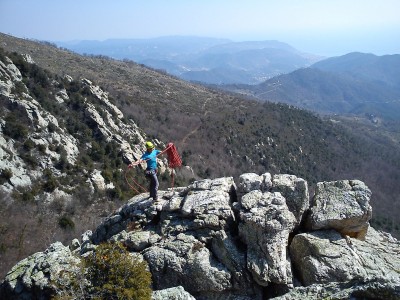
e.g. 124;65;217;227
129;141;161;202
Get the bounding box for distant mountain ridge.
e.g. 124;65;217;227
58;36;231;61
57;36;322;84
223;52;400;119
311;52;400;87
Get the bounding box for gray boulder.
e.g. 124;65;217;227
0;242;80;300
238;190;296;286
271;174;309;227
271;278;400;300
290;227;400;286
237;172;272;196
152;286;196;300
307;180;372;238
143;233;231;294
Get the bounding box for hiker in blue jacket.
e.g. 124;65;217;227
140;141;161;202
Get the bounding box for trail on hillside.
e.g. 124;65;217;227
180;97;211;146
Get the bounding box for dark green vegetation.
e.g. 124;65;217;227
53;242;152;300
1;33;400;279
85;242;152;300
86;242;152;300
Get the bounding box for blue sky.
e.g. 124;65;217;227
0;0;399;56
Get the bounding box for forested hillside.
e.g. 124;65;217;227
1;33;400;279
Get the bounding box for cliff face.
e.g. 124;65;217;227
1;173;399;299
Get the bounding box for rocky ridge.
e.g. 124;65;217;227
1;173;399;299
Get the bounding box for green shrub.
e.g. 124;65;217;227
1;168;13;180
43;175;58;192
20;152;38;168
48;122;57;133
23;138;35;150
58;215;75;230
3;119;29;140
38;144;47;153
84;242;152;300
12;81;27;95
21;191;35;202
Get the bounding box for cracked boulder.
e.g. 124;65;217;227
307;180;372;239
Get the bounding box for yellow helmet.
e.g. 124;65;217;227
145;141;154;149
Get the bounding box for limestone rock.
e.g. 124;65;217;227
238;173;264;194
211;230;263;297
271;174;309;227
152;286;196;300
237;172;272;196
143;233;232;294
82;78;123;119
90;169;114;191
22;54;35;64
307;180;372;238
238;190;296;286
290;228;400;286
271;278;400;300
1;174;399;300
0;242;80;300
0;135;32;188
55;89;68;103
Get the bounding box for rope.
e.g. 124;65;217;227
125;142;182;194
124;161;148;194
162;143;182;191
161;143;182;168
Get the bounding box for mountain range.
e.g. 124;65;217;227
57;36;400;121
224;52;400;119
57;36;322;85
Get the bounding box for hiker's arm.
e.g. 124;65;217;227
128;159;144;168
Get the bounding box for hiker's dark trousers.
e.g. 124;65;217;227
145;169;158;201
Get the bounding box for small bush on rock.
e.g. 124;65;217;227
84;242;152;300
58;215;75;230
0;168;12;181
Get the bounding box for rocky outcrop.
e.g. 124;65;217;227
307;180;372;239
272;279;400;300
290;228;400;286
2;174;399;299
0;242;80;300
152;286;196;300
238;190;295;286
